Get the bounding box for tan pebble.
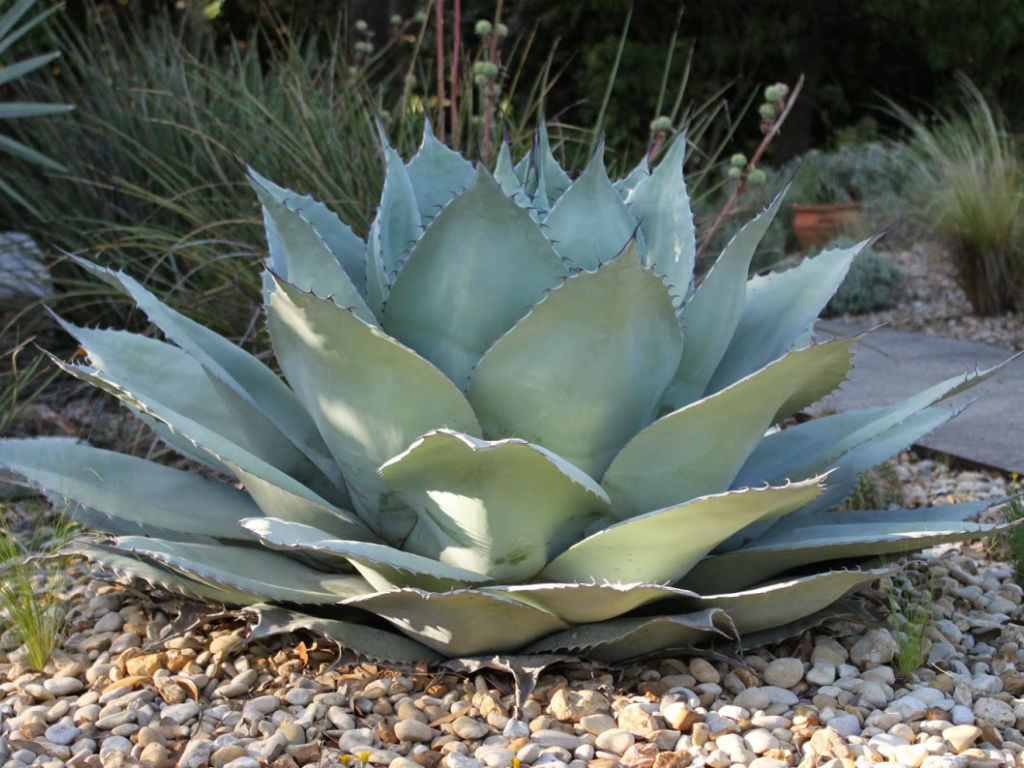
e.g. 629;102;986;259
620;742;659;768
138;742;172;768
691;721;710;747
651;752;692;768
688;659;720;685
124;652;166;678
943;724;983;753
809;727;852;760
662;702;703;732
412;750;444;768
286;742;321;763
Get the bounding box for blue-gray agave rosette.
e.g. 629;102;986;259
0;123;1011;662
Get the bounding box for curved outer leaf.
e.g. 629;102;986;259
526;608;734;662
343;588;568;656
242;517;491;591
377;429;610;581
469;242;682;479
247;605;442;663
520;118;572;201
56;319;329;490
0;439;259;542
406;120;476;222
248;169;370;309
722;405;961;552
602;337;857;516
383;167;566;388
73;544;264;605
662;187;788;409
543;144;637;270
626;132;695;305
735;362;1008;488
686;568;891;634
71;257;344;496
366;145;420;315
267;275;481;544
45;353;365;536
484;582;696;624
110;536;372;604
684;503;1006;593
707;239;868;392
539;478;823;584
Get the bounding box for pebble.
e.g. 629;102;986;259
762;658;803;688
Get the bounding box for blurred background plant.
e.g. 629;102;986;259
890;75;1024;316
0;0;74;216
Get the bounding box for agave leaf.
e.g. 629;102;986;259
72;543;263;605
708;239;867;391
55;319;331;489
0;439;258;542
493;138;522;194
686;568;891;634
520;118;571;201
484;582;696;624
366;144;420;315
246;605;442;663
227;464;375;541
378;429;610;581
662;187;788;409
539;479;823;584
248;169;370;306
526;608;734;662
684;501;1007;593
543;142;637;270
736;363;1008;488
469;241;682;479
110;536;372;604
267;275;481;544
383;167;566;388
71;258;344;495
612;155;649;198
406;119;476;222
603;337;857;516
242;516;491;591
626;133;695;305
343;588;568;656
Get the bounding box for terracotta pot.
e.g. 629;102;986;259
791;201;861;250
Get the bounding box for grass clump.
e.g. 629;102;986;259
890;75;1024;315
0;504;77;670
885;571;934;681
998;474;1024;583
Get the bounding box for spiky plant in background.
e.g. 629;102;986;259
0;123;1012;662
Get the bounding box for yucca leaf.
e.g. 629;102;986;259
603;337;856;516
0;49;59;86
0;132;65;170
0;439;259;542
343;588;568;656
110;536;372;604
526;608;734;662
383;167;566;388
71;258;345;494
242;517;491;591
543;142;637;270
405;119;476;222
0;102;72;118
626;132;695;305
267;275;480;544
366;144;420;315
663;187;788;409
539;479;823;584
378;429;610;580
0;0;62;56
469;241;682;478
248;169;370;309
708;239;867;391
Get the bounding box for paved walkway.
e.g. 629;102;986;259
812;321;1024;474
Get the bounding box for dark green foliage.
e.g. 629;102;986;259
820;236;904;317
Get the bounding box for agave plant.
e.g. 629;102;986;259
0;122;1012;663
0;0;73;215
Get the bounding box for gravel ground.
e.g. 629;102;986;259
2;243;1024;768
